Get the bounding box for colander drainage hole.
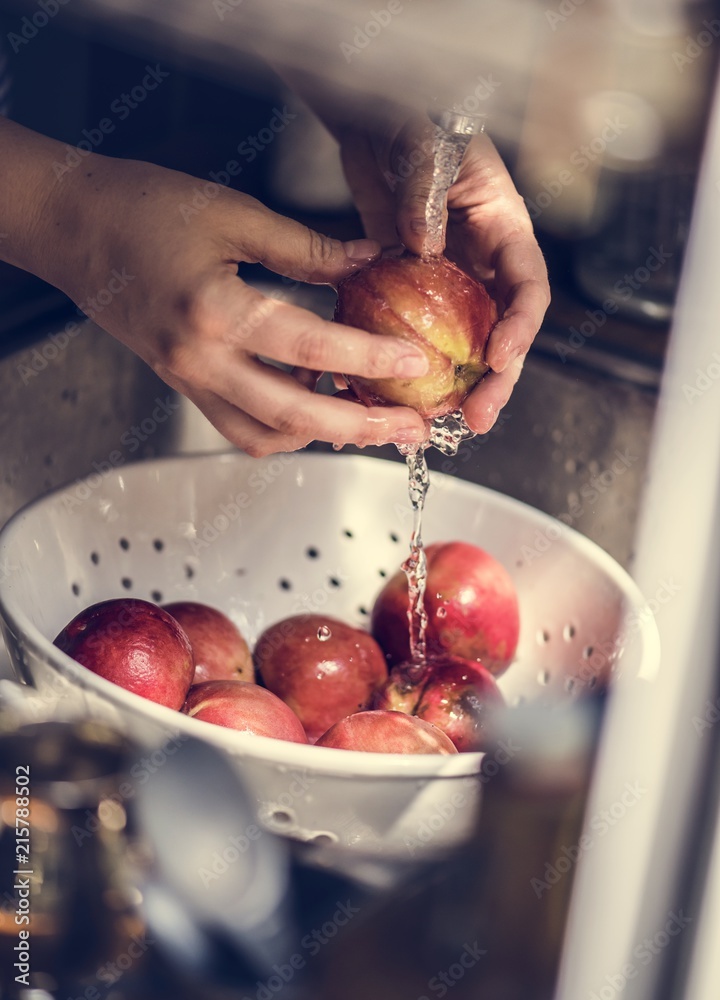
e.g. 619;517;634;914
121;577;133;590
378;569;387;578
270;808;295;826
582;645;594;659
119;538;130;551
306;547;320;559
563;623;576;642
279;579;292;591
588;676;597;689
71;583;81;597
390;532;400;543
536;629;550;645
565;677;576;693
153;539;164;552
151;590;163;603
90;552;100;565
358;606;368;617
185;564;195;579
329;577;341;588
538;669;551;686
308;832;338;846
343;529;354;539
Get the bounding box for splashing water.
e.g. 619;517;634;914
397;411;476;679
424;128;472;255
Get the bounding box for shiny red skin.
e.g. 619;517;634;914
253;614;388;742
413;656;504;753
162;601;253;685
54;598;194;710
334;252;496;419
315;710;457;755
182;680;308;743
371;541;520;676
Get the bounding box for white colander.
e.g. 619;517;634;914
0;451;659;855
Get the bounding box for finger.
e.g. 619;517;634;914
462;355;525;434
237;195;381;286
207;352;427;449
220;279;429;380
182;384;313;457
484;235;550;372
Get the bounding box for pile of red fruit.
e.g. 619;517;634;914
53;541;520;755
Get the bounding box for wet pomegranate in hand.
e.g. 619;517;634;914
334;252;497;418
372;541;520;676
54;598;194;710
254;614;387;742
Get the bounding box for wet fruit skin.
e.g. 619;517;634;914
182;680;308;743
374;655;504;752
162;601;253;685
54;598;195;710
334;252;497;418
253;614;388;742
371;541;520;676
315;709;457;754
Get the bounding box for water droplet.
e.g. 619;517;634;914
317;625;332;641
437;607;447;619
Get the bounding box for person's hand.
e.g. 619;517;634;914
338;118;551;433
0;120;429;456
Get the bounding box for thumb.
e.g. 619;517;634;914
239;198;380;285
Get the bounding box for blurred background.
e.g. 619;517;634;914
1;2;719;999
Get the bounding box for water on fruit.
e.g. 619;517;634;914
396;412;476;683
317;625;332;641
425;128;472;255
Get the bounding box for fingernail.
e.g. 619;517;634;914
389;426;427;445
393;352;429;378
344;239;381;262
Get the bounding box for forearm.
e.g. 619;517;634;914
0;117;84;286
